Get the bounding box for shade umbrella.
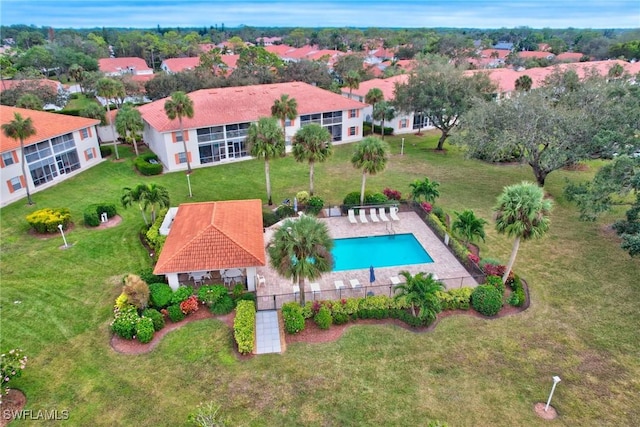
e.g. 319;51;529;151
369;265;376;284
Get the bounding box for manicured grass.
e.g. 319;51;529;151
1;132;639;426
63;93;100;111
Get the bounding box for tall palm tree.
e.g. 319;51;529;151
271;94;298;140
344;70;361;98
351;136;390;205
2;112;36;205
267;215;334;306
372;101;396;140
121;183;170;224
365;87;384;135
409;177;440;203
393;271;444;323
164;91;195;173
96;77;125;160
292;123;333;196
494;181;553;284
115;103;143;156
452;209;487;246
246;117;285;205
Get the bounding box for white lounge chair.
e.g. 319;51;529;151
390;276;402;285
348;209;358;224
334;280;345;290
390;206;400;221
378;207;389;222
350;278;362;288
359;209;368;223
310;282;321;295
370;208;380;222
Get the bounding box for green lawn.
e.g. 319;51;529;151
63;93;100;111
1;132;639;426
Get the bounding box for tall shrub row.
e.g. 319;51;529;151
234;300;256;354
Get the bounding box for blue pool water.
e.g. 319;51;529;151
332;233;433;271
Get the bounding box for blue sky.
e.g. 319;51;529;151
1;0;639;29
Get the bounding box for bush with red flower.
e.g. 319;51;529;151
383;188;402;201
420;202;433;213
180;295;200;315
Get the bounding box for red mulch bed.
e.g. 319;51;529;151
0;389;27;427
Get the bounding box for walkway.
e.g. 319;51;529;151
255;310;282;354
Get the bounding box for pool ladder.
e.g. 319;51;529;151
386;222;396;235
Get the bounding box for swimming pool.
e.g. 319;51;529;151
332;233;433;271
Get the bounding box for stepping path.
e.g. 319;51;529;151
255;310;282;354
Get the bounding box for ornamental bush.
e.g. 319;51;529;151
135;316;155;343
134;152;163;176
383;187;402;201
123;274;150;310
306;196;324;215
295;191;309;204
111;305;140;339
99;145;113;157
233;300;256;354
0;349;28;405
471;285;503;317
197;284;227;306
167;304;185;322
180;295;200;315
485;275;505;297
275;204;295;219
170;285;194;305
149;283;173;309
314;305;333;330
282;302;305;334
437;287;473;310
210;295;235;315
142;308;165;331
26;208;72;233
83;203;117;227
364;192;388;205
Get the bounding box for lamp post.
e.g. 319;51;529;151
186;171;193;198
401;137;405;156
545;376;561;412
57;223;68;248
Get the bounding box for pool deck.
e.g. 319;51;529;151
255;211;478;310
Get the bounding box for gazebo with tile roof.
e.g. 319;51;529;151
153;199;266;291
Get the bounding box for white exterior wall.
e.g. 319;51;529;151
1;126;102;207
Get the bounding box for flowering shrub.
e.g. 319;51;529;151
282;302;305;333
481;261;515;284
136;317;155;344
420;202;433;213
383;187;402;201
111;305;140;339
180;295;200;315
142;308;165;331
25;208;72;233
468;253;480;265
1;349;28;404
170;285;194;305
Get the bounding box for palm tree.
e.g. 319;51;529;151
344;70;361;98
351;136;390;205
393;271;444;323
292;123;333;196
372;101;396;140
365;87;384;135
2;112;36;205
452;209;487;246
267;215;334;306
164;91;195;174
409;177;440;203
115;103;143;156
246;117;285;205
494;181;553;284
96;77;125;160
515;74;533;92
271;94;298;139
121;183;170;224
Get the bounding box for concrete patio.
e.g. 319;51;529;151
255;210;479;310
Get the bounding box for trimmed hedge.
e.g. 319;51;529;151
167;304;185;322
436;287;473;310
135;316;155;343
83;203;117;227
197;285;228;306
282;302;305;334
99;145;113;157
306;196;324;215
142;308;165;331
234;300;256;354
170;285;193;305
145;208;168;253
134;152;163;176
471;285;503;316
149;283;173;309
210;295;235;315
314;305;332;330
26;208;72;233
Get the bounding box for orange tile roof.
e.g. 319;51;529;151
163;57;200;72
153;200;266;274
518;51;554;59
98;57;152;74
0;106;99;153
138;81;368;133
0;79;61;93
556;52;585;62
264;44;295;56
346;74;409;101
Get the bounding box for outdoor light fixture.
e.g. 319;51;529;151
545;375;561;412
58;223;68;248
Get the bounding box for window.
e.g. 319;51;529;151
322;111;342;125
7;176;23;192
29;157;58;187
225;123;250;139
1;152;15;167
284;118;294;127
175;132;183;143
24;141;52;163
80;128;89;139
399;119;409;129
85;148;94;160
51;133;75;154
177;152;187;164
348;109;358;118
197;126;224;143
348;126;357;136
300;113;321;126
